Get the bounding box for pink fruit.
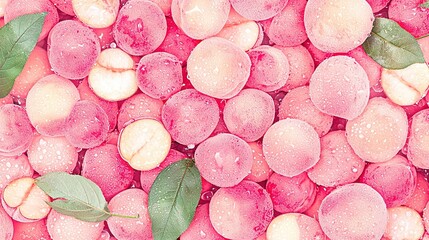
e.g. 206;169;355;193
48;20;101;79
229;0;288;21
187;37;251;99
262;0;307;47
136;52;183;100
64;100;110;149
223;89;275;142
27;134;78;175
113;0;167;56
0;104;33;156
4;0;59;41
404;172;429;213
162;89;220;146
0;206;13;240
26;74;80;137
262;118;320;177
171;0;230;39
309;56;370;120
81;144;134;200
117;93;163;131
107;188;152;239
12;219;50;240
319;183;388;240
180;204;226;240
155;17;200;63
209;181;273;239
194;133;253;187
360;155;417;207
275;45;314;92
307;130;365;187
388;0;429;38
246;45;289;92
47;210;104;240
304;0;374;53
346;97;408;163
245;142;272;183
266;172;316;213
279;86;333;137
407;109;429;169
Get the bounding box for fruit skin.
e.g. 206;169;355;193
304;0;374;53
72;0;120;28
113;0;167;56
0;206;13;240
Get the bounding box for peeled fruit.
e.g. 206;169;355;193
88;48;138;101
118;118;171;171
266;213;326;240
381;63;429;106
2;177;51;221
72;0;120;28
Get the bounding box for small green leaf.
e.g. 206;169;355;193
363;17;425;69
0;12;46;98
421;0;429;8
149;159;202;240
35;172;138;222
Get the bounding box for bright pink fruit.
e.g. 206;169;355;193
307;130;365;187
12;219;50;240
223;89;275;142
278;86;333;137
4;0;59;41
319;183;388;240
309;56;370;120
181;204;226;240
195;133;253;187
263;118;320;177
136;52;183;100
162;89;220;146
48;20;100;79
117;93;164;131
0;104;33;156
65;100;110;149
360;155;417;207
229;0;288;21
47;210;104;240
113;0;167;56
107;189;152;239
266;172;316;213
81;144;134;200
209;181;273;239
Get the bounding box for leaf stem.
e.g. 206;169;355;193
110;213;140;219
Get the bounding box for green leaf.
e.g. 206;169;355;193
149;159;202;240
421;0;429;8
35;172;135;222
363;17;425;69
0;12;47;98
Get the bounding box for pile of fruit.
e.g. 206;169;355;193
0;0;428;239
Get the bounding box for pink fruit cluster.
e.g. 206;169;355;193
0;0;428;239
